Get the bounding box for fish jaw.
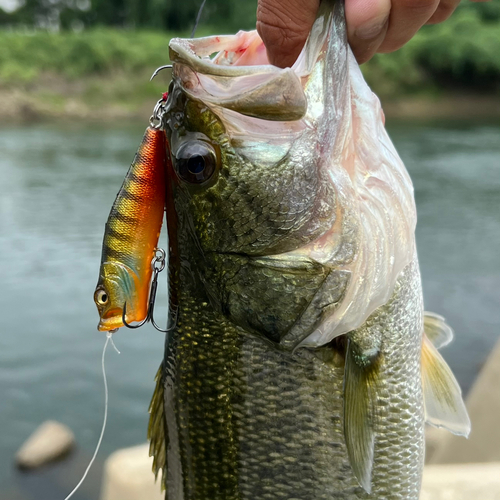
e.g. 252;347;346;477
169;32;307;122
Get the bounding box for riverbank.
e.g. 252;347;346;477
1;4;499;125
2;74;499;124
0;71;167;124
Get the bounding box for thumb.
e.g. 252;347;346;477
257;0;320;68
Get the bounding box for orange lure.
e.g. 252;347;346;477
94;126;166;331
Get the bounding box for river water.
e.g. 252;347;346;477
0;120;499;496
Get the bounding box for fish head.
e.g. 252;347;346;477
164;0;416;348
164;15;344;347
94;261;147;331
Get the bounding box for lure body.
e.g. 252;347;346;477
94;126;166;331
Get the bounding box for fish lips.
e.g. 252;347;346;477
169;34;307;122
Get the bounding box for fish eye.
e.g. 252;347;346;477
94;288;108;306
174;140;218;184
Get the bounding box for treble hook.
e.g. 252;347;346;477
150;65;173;82
122;248;176;333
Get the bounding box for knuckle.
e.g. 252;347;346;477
256;0;317;65
256;19;307;65
256;18;305;47
256;0;317;42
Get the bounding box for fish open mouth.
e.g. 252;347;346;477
169;30;272;74
169;31;308;122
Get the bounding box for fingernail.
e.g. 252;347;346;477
354;15;388;40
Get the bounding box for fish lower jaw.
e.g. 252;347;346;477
98;311;124;332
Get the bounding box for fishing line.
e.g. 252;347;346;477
191;0;207;38
63;331;119;500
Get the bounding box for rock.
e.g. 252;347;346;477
100;444;163;500
429;337;500;464
15;420;75;470
421;462;500;500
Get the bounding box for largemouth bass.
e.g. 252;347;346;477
148;1;470;498
95;126;166;331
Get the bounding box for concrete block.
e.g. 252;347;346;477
100;445;500;500
15;420;75;469
421;462;500;500
430;338;500;464
100;444;163;500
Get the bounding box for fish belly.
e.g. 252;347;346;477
162;260;424;500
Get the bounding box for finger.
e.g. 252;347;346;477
378;0;440;53
426;0;461;23
346;0;391;63
256;0;319;68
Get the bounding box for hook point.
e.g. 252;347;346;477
150;65;173;82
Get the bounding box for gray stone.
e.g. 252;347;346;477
15;420;75;469
421;462;500;500
429;337;500;464
99;444;163;500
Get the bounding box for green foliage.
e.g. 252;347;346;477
363;2;500;95
0;1;498;96
0;0;258;32
0;28;175;84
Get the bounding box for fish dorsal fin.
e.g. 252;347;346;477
148;364;167;488
344;339;380;493
422;335;471;436
424;312;454;349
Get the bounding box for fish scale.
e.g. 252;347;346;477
156;258;423;499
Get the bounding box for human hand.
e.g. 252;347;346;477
257;0;488;66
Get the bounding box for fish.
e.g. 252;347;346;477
94;126;166;332
148;0;471;498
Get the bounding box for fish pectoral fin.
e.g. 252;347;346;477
344;339;380;494
422;334;471;437
424;311;454;349
148;363;167;488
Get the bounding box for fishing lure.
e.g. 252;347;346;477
94;98;168;332
71;95;169;500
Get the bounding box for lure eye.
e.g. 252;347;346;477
94;289;108;306
174;140;218;184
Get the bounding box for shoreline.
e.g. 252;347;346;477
382;94;500;121
1;83;499;125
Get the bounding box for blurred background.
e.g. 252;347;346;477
0;0;499;499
